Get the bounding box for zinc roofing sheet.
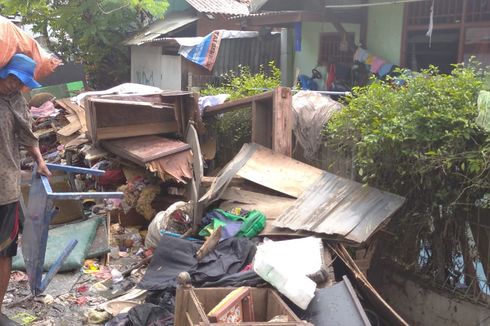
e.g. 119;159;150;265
186;0;250;15
125;11;198;46
273;171;406;243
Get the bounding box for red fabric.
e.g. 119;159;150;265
97;169;126;187
326;64;336;90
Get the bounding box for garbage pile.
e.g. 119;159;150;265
6;85;409;326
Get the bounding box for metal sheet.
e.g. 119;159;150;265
186;0;249;15
273;172;405;243
306;276;371;326
125;11;198;46
212;35;281;76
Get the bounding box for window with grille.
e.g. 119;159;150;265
407;0;490;26
318;32;354;66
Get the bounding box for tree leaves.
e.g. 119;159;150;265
2;0;169;88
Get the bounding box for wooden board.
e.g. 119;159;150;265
57;120;82;137
55;99;87;133
219;187;295;221
272;88;292;157
96;122;178;140
101;135;190;165
236;145;323;198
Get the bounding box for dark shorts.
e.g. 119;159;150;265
0;202;20;257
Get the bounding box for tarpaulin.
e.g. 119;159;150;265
178;30;262;71
139;234;256;290
0;16;61;81
179;30;223;71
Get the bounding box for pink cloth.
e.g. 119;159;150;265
370;57;386;73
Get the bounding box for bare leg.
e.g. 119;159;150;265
0;256;11;312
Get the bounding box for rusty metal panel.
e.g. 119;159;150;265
212;34;281;76
274;172;405;243
186;0;249;15
125;12;198;46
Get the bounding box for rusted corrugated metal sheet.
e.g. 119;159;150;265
212;34;281;75
186;0;250;15
274;171;405;243
125;12;198;46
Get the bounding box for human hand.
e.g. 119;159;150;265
37;161;52;177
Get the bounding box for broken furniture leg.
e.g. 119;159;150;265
22;163;124;295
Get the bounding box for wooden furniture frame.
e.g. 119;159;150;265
203;87;293;157
85;92;200;144
174;287;309;326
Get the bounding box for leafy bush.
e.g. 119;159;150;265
201;63;281;163
325;63;489;280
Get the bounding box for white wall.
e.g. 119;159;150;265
131;46;182;90
131;45;162;87
160;55;182;90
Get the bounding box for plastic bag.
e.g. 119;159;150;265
145;201;192;249
292;91;342;160
0;16;61;81
476;90;490;132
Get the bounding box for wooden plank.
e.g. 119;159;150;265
101;135;190;164
203;92;273;116
219;187;295;221
57;120;82;137
272;87;292;156
89;98;175;109
96;122;179;140
65;114;78;123
56;99;87;133
237;144;323;198
251;99;273;148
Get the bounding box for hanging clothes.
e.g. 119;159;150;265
326;64;336;90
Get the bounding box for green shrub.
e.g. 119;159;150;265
325;63;489;279
201;63;281;163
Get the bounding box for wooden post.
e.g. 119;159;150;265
272;87;292;157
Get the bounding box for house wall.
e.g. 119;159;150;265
366;2;404;65
131;45;162;87
370;264;490;326
131;46;183;90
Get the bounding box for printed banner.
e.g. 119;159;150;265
179;30;223;71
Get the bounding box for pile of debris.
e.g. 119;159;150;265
7;85;409;326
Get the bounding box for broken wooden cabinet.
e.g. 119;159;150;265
174;287;309;326
203;87;293;157
85;91;200;144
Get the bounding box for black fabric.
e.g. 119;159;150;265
127;303;173;326
0;202;19;257
145;287;176;307
105;313;130;326
139;235;256;290
106;286;176;326
201;270;265;288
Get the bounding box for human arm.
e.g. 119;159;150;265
26;146;51;177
